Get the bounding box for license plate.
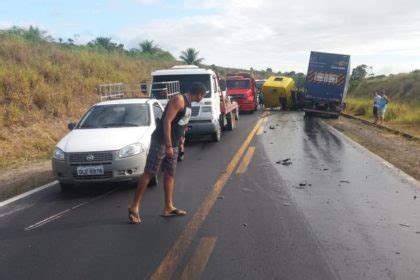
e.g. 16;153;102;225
77;166;104;176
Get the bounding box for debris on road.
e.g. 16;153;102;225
217;196;225;199
269;125;275;129
243;223;248;227
414;195;417;200
323;168;329;171
283;203;291;206
340;180;350;183
299;181;307;187
276;158;292;166
399;223;410;227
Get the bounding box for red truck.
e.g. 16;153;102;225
226;73;258;113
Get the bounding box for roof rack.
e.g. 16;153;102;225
99;81;180;101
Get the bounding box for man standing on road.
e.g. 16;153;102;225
128;82;206;224
373;91;381;124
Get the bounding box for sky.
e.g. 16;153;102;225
1;0;420;75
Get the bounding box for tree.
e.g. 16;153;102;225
139;40;158;54
179;48;204;65
350;64;369;90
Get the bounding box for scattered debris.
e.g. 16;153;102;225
270;142;274;144
243;223;248;227
340;180;350;183
269;125;275;129
414;195;417;200
323;168;329;171
217;196;225;199
283;203;291;206
264;131;267;133
276;158;292;166
399;223;410;228
299;181;307;187
395;252;400;255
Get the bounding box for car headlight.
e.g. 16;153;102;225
53;147;65;161
118;143;146;158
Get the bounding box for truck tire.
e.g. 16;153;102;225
226;112;237;131
212;125;221;142
59;182;74;193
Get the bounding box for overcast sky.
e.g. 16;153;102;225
2;0;420;75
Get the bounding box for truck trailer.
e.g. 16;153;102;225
303;51;351;118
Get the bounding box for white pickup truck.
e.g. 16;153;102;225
151;65;239;141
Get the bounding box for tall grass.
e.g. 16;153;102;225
344;97;420;124
0;33;176;170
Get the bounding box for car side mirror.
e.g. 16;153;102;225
68;122;76;130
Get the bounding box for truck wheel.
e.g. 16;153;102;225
212;125;221;142
226;112;236;131
59;182;74;193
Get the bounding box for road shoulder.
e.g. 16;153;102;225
325;117;420;181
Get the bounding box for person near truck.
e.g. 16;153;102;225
377;90;389;125
373;91;381;124
128;82;206;224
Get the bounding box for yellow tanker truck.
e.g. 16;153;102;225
262;76;296;110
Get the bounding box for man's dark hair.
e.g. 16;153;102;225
189;82;207;96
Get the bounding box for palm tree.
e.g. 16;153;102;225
139;40;158;54
179;48;204;65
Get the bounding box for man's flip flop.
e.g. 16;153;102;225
128;207;141;224
162;208;187;217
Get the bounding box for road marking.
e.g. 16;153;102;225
180;236;217;280
236;146;256;174
257;117;268;135
0;204;34;218
0;180;57;208
150;117;263;280
24;189;116;231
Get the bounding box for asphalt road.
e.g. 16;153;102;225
0;110;419;280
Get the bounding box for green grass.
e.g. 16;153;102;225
0;32;177;169
344;97;420;124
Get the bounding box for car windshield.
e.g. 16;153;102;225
152;74;211;99
77;104;150;129
226;80;250;89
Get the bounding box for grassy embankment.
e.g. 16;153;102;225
0;33;176;171
344;72;420;137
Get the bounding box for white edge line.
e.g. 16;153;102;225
322;120;420;188
0;180;58;208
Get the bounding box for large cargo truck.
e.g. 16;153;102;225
262;76;296;110
303;51;351;118
226;73;257;113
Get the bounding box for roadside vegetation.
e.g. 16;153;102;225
344;65;420;135
0;26;177;170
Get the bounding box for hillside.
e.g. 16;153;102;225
0;32;177;170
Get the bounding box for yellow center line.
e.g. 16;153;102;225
257;117;268;135
150;117;264;280
236;146;255;174
180;236;217;280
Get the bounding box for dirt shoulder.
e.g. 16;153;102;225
325;116;420;181
0;161;53;202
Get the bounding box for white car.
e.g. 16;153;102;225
52;98;164;192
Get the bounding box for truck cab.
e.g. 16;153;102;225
226;73;257;113
151;65;223;141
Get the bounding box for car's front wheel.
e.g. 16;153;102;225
59;182;74;193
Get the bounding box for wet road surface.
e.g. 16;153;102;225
0;110;419;280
